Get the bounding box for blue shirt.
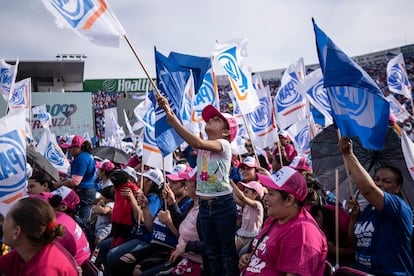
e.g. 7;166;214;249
353;192;413;275
69;151;96;190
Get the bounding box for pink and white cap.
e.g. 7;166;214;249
201;104;238;142
257;166;307;202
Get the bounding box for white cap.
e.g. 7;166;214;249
143;168;164;187
122;166;137;182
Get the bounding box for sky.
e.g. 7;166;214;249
2;0;414;80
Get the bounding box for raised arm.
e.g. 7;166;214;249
338;137;384;210
157;95;223;153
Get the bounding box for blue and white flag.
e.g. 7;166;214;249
0;59;18;98
8;77;31;112
387;53;412;99
296;68;333;126
32;104;52;129
385;94;411;123
213;38;260;115
192;62;220;125
246;86;277;149
286;119;314;156
274;57;307;130
313;19;390;150
134;96;155;131
0;108;26;215
42;0;126;47
155;49;190;156
180;71;199;134
36;128;70;175
140;97;173;172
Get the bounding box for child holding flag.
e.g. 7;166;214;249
157;95;240;275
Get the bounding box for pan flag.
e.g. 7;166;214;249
313;19;389;150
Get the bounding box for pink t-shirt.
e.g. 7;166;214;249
244;209;327;276
0;242;79;276
56;211;91;266
177;205;202;264
237;201;263;237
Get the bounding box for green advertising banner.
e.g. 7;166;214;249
83;78;156;92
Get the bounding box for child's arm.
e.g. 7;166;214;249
230;180;260;209
230;180;246;207
157;95;223;153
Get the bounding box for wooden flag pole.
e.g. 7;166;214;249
337;129;354;197
123;35;161;97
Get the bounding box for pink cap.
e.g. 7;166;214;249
289;156;312;172
166;164;191;182
238;156;258;169
61;135;84;148
178;167;197;181
201;104;238;142
257;166;307;202
238;181;264;198
97;159;115;171
51;186;80;210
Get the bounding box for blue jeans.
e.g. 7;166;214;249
97;238;150;275
76;188;96;223
199;193;239;276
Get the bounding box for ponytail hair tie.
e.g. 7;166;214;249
47;221;57;232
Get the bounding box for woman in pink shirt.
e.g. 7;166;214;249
239;167;327;276
0;198;79;276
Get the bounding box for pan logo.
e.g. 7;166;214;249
10;84;25;106
45;142;65;167
246;98;271;131
276;78;300;109
296;126;310;153
218;47;249;100
50;0;94;28
0;67;13;93
329;86;375;128
311;80;331;111
0;131;26;198
387;64;410;91
144;124;156;146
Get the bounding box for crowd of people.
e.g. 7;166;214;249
1;94;412;275
1;57;414;275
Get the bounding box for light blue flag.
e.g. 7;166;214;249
313;19;390;150
154;49;191;156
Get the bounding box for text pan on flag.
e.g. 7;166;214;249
154;49;191;156
213;38;259;115
313;19;389;150
42;0;126;47
0;109;26;215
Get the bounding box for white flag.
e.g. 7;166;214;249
274;57;307;130
36;128;70;175
401;131;414;182
123;109;137;144
385;94;411;123
387;53;412;99
213;38;260;114
0;59;18;98
42;0;126;47
0;108;26;215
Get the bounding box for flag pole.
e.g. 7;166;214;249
122;35;161;97
337;128;354;197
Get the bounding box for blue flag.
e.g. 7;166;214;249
168;51;211;94
154;49;191;156
312;19;389;150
